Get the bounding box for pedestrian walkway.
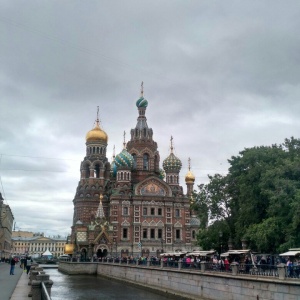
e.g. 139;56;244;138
0;261;29;300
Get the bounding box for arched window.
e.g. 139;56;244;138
85;165;90;178
143;154;149;170
132;154;137;169
154;155;158;172
94;164;100;178
192;230;196;239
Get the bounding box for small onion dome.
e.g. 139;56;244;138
64;244;74;254
163;153;182;173
185;170;195;183
115;148;134;169
110;160;117;178
136;96;148;108
86;121;108;143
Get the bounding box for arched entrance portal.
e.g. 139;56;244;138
81;248;87;261
97;248;108;258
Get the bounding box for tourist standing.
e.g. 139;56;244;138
224;257;230;271
10;257;16;275
26;257;33;275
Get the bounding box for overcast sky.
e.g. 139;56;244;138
1;1;300;238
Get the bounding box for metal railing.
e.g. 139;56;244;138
41;281;52;300
96;258;300;280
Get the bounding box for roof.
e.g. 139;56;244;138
42;249;52;256
190;217;200;226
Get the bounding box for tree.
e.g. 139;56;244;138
194;137;300;253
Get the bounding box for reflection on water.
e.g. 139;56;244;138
46;269;189;300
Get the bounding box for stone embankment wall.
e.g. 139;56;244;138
59;262;300;300
59;262;97;275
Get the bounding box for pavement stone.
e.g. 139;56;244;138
0;261;30;300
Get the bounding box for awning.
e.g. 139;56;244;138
160;252;187;257
221;250;251;257
279;249;300;257
187;250;216;256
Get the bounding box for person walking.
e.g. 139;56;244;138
10;257;16;275
26;257;33;275
23;256;27;272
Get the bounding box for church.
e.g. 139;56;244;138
69;85;200;259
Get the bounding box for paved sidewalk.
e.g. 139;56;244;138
10;270;31;300
0;261;29;300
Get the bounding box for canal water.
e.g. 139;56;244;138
46;269;189;300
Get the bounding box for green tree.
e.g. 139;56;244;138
194;137;300;253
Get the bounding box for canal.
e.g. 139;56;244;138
46;269;190;300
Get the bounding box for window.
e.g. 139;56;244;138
192;230;196;239
143;207;147;215
150;229;155;239
176;229;181;239
123;207;128;215
143;154;149;170
150;208;155;215
175;209;180;217
158;208;162;216
158;229;162;239
123;228;128;239
143;228;147;239
132;154;137;169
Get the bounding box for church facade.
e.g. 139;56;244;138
70;87;200;259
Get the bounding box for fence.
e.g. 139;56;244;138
28;264;53;300
97;257;300;280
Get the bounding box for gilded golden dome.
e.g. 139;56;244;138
185;157;195;183
185;170;195;183
86;121;108;143
64;243;75;254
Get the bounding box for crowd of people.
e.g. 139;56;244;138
8;256;33;275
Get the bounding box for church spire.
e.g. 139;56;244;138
170;136;174;153
95;194;105;219
123;131;126;149
140;81;144;97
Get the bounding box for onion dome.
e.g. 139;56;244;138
163;136;182;172
115;148;134;169
185;157;195;183
110;145;117;177
136;81;148;108
86;121;108;142
86;108;108;142
136;96;148;108
115;133;134;169
110;160;117;177
185;170;195;183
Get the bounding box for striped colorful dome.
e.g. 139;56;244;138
115;149;134;169
136;96;148;108
163;153;182;173
110;160;117;177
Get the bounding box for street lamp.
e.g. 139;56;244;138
219;231;223;257
161;239;164;254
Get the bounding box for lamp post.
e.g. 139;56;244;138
161;239;164;254
219;231;223;257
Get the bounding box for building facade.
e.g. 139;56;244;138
70;87;200;259
0;192;14;259
11;231;66;258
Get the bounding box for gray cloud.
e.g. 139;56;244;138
1;0;300;237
